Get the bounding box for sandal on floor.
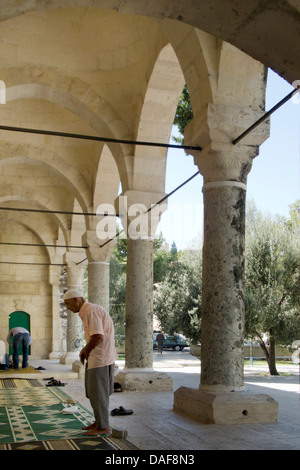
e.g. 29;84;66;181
46;379;66;387
111;406;133;416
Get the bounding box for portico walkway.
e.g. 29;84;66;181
17;352;300;451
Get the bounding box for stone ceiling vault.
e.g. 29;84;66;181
0;2;297;267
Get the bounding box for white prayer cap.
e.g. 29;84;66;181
63;289;84;300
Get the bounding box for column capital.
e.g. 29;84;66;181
64;251;87;267
63;251;87;289
184;102;270;183
82;230;116;263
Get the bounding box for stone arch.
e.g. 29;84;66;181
2;300;37;321
0;1;298;83
0;184;70;236
133;43;185;192
93;144;120;210
4;74;131;184
216;41;267;109
0;148;92;224
0;178;90;262
161;22;216;124
69;198;87;252
0;204;64;265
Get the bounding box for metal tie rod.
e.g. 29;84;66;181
0;124;202;151
0;206;116;217
76;169;202;264
0;261;66;266
0;241;86;249
232;85;300;145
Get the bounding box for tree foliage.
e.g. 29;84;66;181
109;233;183;335
172;85;193;144
153;249;202;343
245;201;300;374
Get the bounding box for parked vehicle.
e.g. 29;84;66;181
153;334;189;351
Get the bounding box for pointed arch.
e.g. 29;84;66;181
133;43;185;192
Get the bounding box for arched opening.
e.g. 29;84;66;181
8;311;31;356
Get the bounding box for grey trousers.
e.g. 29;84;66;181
85;363;115;429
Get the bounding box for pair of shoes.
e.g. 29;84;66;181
82;427;112;437
111;406;133;416
46;378;66;387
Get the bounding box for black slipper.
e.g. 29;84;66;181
46;379;66;387
111;406;133;416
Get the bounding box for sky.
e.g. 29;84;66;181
157;69;300;250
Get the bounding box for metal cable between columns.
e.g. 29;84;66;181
76;170;201;265
0;84;298;266
0;124;202;151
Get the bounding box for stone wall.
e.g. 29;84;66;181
0;220;52;358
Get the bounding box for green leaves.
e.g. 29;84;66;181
245;201;300;371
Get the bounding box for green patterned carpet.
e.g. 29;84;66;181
0;379;136;450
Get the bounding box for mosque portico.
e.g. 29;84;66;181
0;1;298;424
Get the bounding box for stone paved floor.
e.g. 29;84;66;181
26;351;300;451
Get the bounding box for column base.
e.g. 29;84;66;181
114;369;173;392
48;351;62;360
60;352;80;365
173;386;278;424
72;360;85;378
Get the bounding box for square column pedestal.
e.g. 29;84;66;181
114;369;173;392
173;387;278;424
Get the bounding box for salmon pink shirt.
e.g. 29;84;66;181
78;301;118;370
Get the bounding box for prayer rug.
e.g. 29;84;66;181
0;382;67;407
0;366;41;375
0;401;101;443
0;436;138;450
0;384;93;443
0;378;42;389
0;379;137;450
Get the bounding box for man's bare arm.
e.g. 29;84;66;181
80;334;103;364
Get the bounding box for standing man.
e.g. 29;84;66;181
63;289;117;437
6;327;31;369
156;331;165;354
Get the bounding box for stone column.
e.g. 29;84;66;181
48;265;63;359
60;252;87;365
82;230;114;310
125;237;154;369
114;190;173;391
201;180;247;391
174;103;278;423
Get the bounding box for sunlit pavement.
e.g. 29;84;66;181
26;351;300;450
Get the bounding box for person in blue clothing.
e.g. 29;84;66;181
6;327;31;369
